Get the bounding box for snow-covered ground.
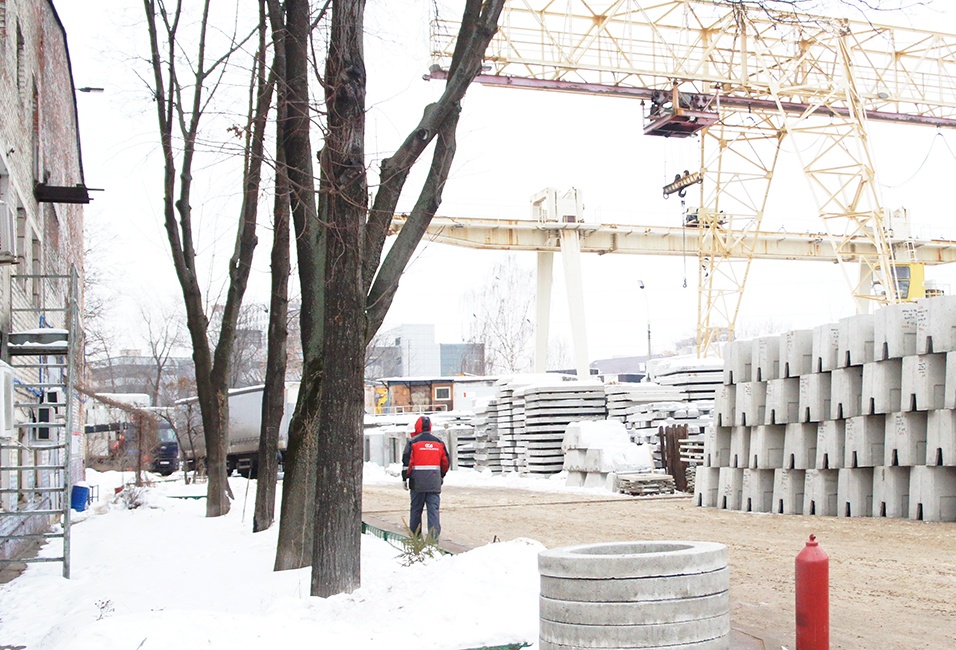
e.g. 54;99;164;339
0;465;607;650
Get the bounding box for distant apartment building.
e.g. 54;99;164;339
366;324;485;380
88;350;195;404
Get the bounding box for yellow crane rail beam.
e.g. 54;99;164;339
393;215;956;264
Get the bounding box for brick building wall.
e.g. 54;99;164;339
0;1;87;559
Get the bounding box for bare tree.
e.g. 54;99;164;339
467;254;535;374
141;304;185;405
254;0;292;534
142;0;274;516
270;0;505;596
84;220;119;386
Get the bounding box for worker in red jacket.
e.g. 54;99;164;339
401;415;449;539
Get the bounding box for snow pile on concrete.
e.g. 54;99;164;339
562;420;654;489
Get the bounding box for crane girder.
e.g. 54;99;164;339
425;1;956;356
430;0;956;126
391;215;956;265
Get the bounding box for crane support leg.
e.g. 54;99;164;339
535;251;554;373
560;230;590;378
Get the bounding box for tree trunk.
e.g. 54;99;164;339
142;0;272;517
311;0;368;597
273;0;503;588
254;0;290;534
273;0;326;569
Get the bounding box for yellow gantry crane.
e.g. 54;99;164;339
425;0;956;356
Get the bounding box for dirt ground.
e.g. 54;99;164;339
363;483;956;649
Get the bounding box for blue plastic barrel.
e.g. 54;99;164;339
71;484;90;512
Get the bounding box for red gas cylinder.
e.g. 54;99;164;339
795;534;829;650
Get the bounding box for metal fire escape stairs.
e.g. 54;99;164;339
0;270;80;579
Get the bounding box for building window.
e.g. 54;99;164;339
16;21;23;96
434;386;451;402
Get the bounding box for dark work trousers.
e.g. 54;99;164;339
409;490;441;538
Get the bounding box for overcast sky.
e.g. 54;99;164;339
53;0;956;362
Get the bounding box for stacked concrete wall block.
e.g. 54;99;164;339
845;415;885;468
838;313;875;368
900;353;946;411
781;329;814;378
803;469;839;516
946;352;956;409
765;377;799;424
784;423;817;470
884;411;928;468
742;468;775;513
800;373;831;423
694;467;720;507
734;381;766;427
830;366;863;419
495;385;521;472
714;383;735;428
862;358;902;415
697;297;956;521
753;336;780;382
772;468;806;514
815;420;845;470
909;465;956;522
812;322;841;373
873;466;910;518
837;467;874;517
703;425;731;468
750;424;785;469
717;467;743;510
728;339;752;384
917;295;956;354
927;409;956;466
874;302;922;360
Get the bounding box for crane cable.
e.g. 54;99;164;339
879;129;955;189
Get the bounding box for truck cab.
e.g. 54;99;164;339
150;422;180;476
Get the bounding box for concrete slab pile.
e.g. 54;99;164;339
471;398;504;473
516;382;607;475
625;401;709;444
494;385;523;472
647;356;724;407
604;382;685;421
695;296;956;521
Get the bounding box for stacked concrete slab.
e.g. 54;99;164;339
604;382;685;421
471;398;503;473
625;401;709;445
494;384;524;473
511;380;607;475
695;296;956;522
647;356;724;407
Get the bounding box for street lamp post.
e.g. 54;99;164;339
639;280;651;358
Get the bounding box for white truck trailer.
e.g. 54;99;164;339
178;382;300;477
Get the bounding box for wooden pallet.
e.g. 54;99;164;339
616;472;677;496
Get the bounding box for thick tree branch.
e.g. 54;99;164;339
366;107;460;339
361;0;504;295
